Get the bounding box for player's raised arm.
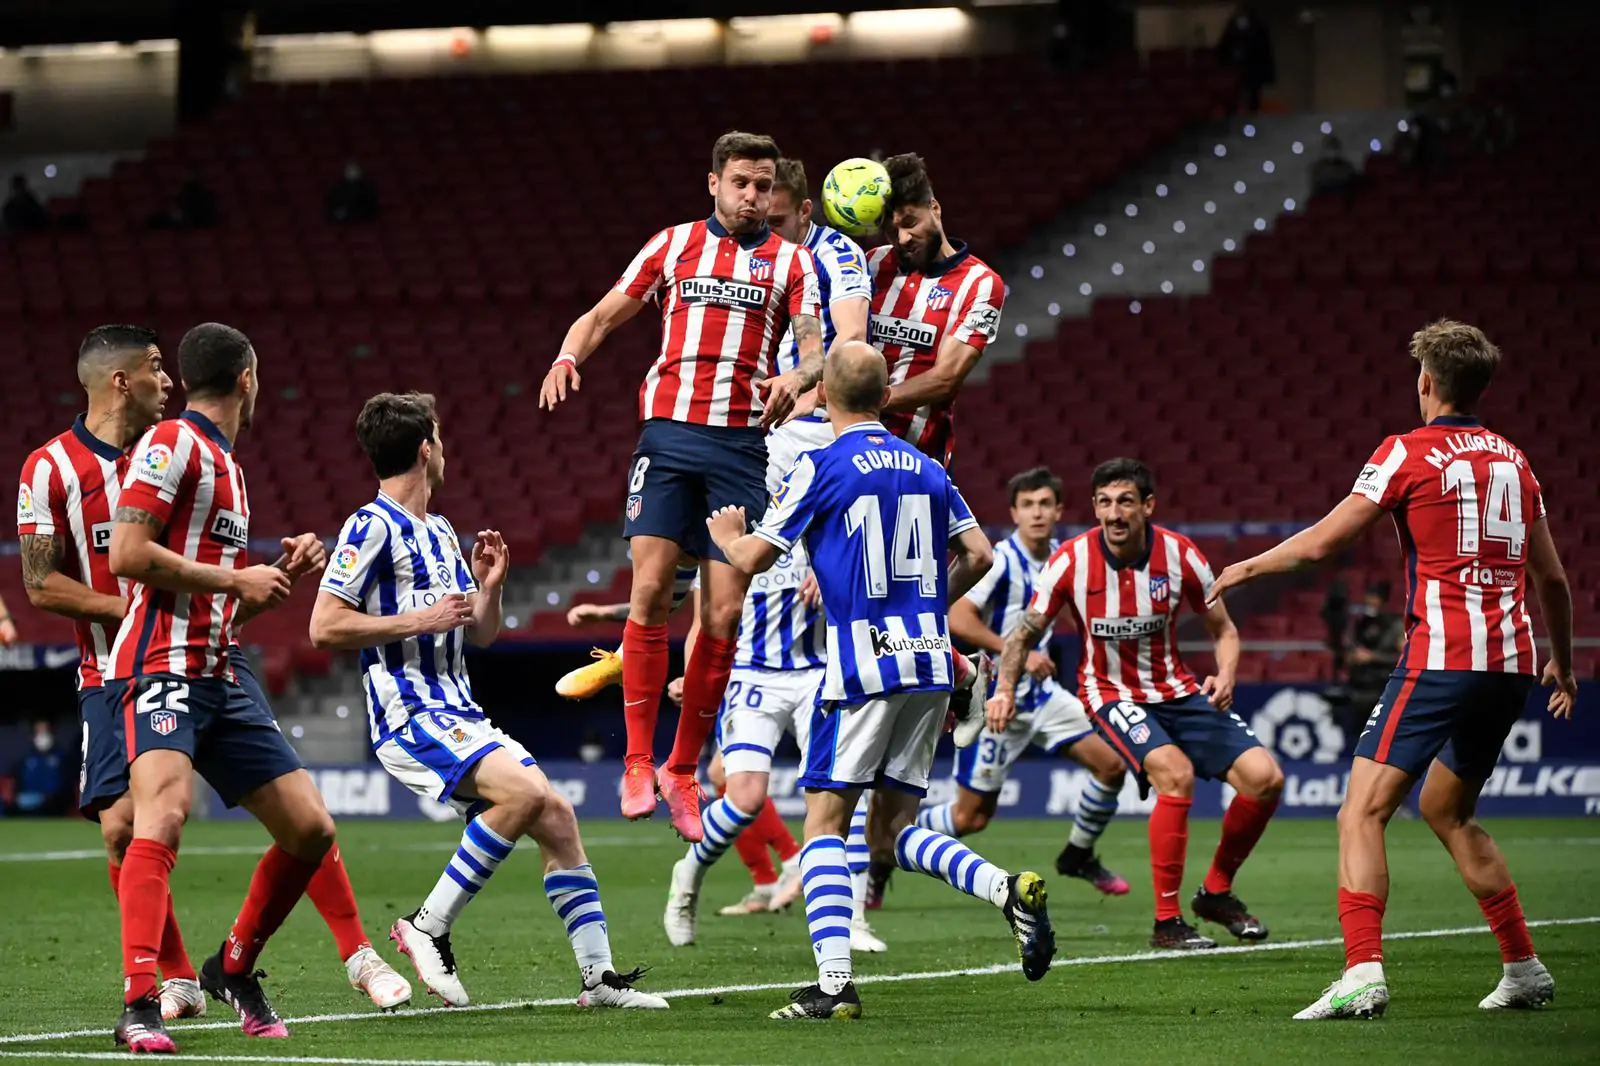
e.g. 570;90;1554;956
1526;516;1577;717
883;271;1002;413
706;505;780;576
947;525;994;604
465;529;509;647
949;558;1008;655
757;248;824;429
309;590;473;651
18;458;125;626
1208;494;1386;606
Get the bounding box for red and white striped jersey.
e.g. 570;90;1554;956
867;242;1004;466
615;216;820;428
1351;415;1542;674
1029;525;1214;710
108;412;252;680
16;417;131;689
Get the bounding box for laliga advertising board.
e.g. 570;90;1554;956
206;683;1600;820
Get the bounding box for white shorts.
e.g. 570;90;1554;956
375;709;536;819
717;666;823;775
953;687;1095;794
800;689;949;796
765;417;836;495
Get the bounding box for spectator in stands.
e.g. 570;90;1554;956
327;161;378;224
1343;582;1403;754
9;719;70;816
1310;135;1359;199
1216;4;1274;113
148;173;219;230
3;173;49;236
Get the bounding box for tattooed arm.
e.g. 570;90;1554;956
109;506;289;612
758;313;825;429
885;336;982;413
988;607;1051;732
18;533;126;625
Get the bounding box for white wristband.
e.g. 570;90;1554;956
553;353;577;369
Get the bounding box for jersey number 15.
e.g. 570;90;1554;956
845;494;938;599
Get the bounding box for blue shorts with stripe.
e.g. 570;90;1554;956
1090;692;1263;782
77;686;128;819
106;670;304;809
622;419;768;563
1355;668;1534;779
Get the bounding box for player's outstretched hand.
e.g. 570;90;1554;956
1024;650;1056;680
0;616;17;646
756;371;801;429
985;690;1015;734
1202;673;1236;711
472;530;510;590
538;360;581;410
235;564;293;612
667;676;686;706
798;572;821;608
567;603;616;627
1206;562;1252;608
279;533;327;580
1542;661;1578;719
706;505;748;551
417;592;474;635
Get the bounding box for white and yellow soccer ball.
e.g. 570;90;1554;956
820;157;891;239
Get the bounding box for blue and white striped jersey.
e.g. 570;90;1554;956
964;532;1060;714
754;421;979;701
736;538;825;671
319;492;481;743
775;221;870;375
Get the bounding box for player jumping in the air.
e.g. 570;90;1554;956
309;392;666;1012
917;466;1131;896
104;324;352;1052
18;326;409;1029
996;459;1284;951
1209;321;1573;1019
541;132;823;839
711;341;1054;1020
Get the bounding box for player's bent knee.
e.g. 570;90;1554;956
101;816;134;863
724;773;768;814
1144;748;1194;796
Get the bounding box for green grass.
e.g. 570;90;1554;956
1;816;1596;1064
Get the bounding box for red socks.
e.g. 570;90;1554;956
223;845;320;975
120;839;177;1003
621;620;670;765
1339;887;1386;969
733;796;799;884
1148;794;1191;921
1479;883;1536;963
307;846;370;960
1203;794;1279;895
667;634;737;775
734;826;779;885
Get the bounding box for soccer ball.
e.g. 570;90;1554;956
821;158;891;239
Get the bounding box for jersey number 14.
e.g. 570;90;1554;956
1441;459;1525;559
845;494;938;599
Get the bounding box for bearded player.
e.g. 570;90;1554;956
1210;321;1572;1019
541;132;823;840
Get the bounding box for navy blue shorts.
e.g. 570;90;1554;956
1091;692;1263;781
622;419;768;563
77;687;128;819
1355;668;1534;780
106;671;304;809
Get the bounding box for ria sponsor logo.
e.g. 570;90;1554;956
209;508;248;549
1458;563;1519;586
870;314;938;350
678;277;767;310
868;625;948;658
1089;615;1167;640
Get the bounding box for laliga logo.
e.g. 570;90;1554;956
1251;688;1345;763
142;444;172;476
335;546;359;571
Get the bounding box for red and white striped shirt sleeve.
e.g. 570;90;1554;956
118;423;194;527
1179;539;1217;616
1028;543;1076;621
614;227;672;302
1350;435;1412;511
786;245;821;321
949;268;1004;351
17;451;64;537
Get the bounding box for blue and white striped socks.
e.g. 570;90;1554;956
846;792;871;917
414;816;514;936
801;835;853;994
914;801;957;837
545;863;613;982
895;825;1009;909
687;798;758;886
1068;776;1121;850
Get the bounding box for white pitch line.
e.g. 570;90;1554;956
2;915;1595;1047
0;1055;679;1066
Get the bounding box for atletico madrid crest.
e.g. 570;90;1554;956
1149;576;1169;603
150;710;178;736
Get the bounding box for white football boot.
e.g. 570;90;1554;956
952;653;989;749
346;945;413;1011
664;856;701;947
159;977;206;1021
578;967;670;1009
718;885;776;916
1479;958;1555;1010
389;913;469;1007
768;860;804;912
850;917;888;954
1294;962;1389;1020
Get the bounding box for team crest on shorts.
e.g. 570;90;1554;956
1149;576;1169;603
150;710;178;736
1129;723;1151;745
449;727;469;744
627;494;643;521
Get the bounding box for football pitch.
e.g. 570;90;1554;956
1;817;1596;1065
